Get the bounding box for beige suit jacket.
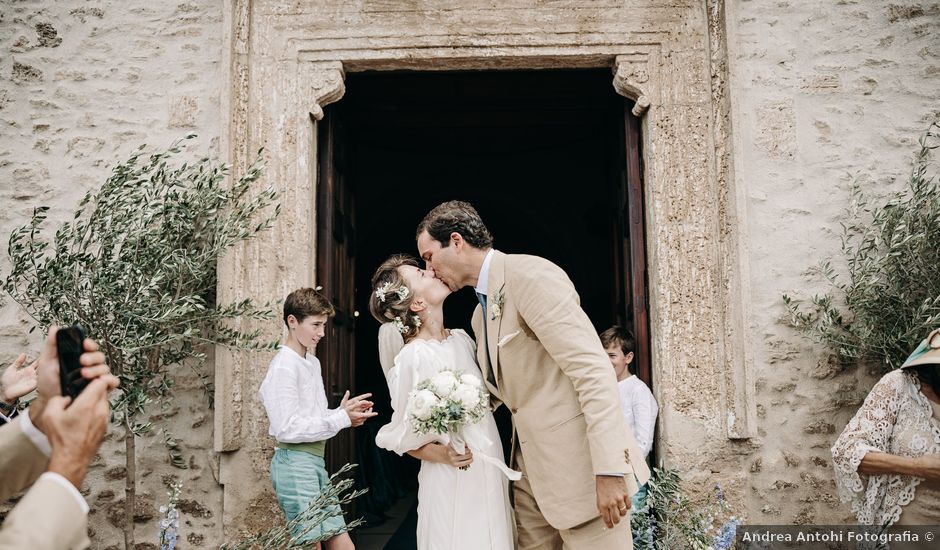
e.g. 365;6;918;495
472;251;651;529
0;416;89;550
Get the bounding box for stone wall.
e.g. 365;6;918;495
725;0;940;524
0;1;225;547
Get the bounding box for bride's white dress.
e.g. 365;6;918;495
375;329;515;550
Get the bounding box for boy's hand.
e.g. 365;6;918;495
341;390;377;427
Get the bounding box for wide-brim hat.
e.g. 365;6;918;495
900;329;940;369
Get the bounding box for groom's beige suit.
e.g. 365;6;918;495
0;416;89;550
471;250;650;549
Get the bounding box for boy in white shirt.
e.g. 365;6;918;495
259;288;377;550
600;325;658;511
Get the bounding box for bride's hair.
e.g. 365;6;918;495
369;254;422;341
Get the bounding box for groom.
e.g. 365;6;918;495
416;201;650;550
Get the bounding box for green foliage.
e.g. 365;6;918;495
784;123;940;371
632;468;739;550
163;430;187;470
220;464;366;549
4;134;281;434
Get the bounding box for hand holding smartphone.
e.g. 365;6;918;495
57;324;90;399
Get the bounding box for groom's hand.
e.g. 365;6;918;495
596;475;630;528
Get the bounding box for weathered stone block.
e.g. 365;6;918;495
803;421;836;435
12;61;43;83
35;22;62;48
168;96;199;128
754;100;796;160
70;7;106;22
104;466;127;481
178;499;213;518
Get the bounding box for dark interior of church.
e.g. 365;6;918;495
325;69;634;547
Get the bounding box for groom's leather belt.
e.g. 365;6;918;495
276;440;326;457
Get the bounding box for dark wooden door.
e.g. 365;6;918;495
612;103;651;386
316;105;357;473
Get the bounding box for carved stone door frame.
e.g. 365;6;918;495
216;49;753;441
214;0;756;532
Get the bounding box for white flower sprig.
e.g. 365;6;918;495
375;282;410;303
375;282;391;303
393;316;407;334
490;291;505;320
392;315;421;334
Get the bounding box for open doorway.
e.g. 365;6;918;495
315;69;649;548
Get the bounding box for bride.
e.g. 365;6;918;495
369;254;517;550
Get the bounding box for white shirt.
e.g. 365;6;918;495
19;409;89;513
617;375;658;458
258;346;350;444
473;248;497;298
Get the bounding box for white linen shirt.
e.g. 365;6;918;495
473;248;496;298
258;346;350;444
618;375;658;458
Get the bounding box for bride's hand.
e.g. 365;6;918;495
407;443;474;468
439;445;473;469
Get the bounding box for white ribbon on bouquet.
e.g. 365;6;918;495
443;431;522;481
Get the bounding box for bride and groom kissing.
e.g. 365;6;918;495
368;200;650;550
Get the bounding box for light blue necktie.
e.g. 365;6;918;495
476;292;497;387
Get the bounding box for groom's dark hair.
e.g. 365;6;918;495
417;200;494;249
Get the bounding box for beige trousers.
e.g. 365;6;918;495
513;449;633;550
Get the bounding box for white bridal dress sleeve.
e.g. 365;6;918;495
375;343;443;455
374;329;515;550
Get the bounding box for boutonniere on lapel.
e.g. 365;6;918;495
490;291;505;320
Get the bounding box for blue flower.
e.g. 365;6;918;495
158;481;182;550
712;517;739;550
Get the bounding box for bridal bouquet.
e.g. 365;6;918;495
408;368;488;463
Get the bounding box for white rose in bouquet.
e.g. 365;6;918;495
459;373;482;387
410;389;439;420
454;383;483;410
430;370;458;397
408;368;494;471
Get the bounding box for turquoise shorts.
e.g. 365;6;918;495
631;481;649;512
270;448;347;543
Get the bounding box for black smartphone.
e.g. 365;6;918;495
57;324;89;399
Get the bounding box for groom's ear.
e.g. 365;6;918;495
450;232;464;251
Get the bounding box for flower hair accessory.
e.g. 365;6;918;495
375;281;410;303
392;315;422;334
